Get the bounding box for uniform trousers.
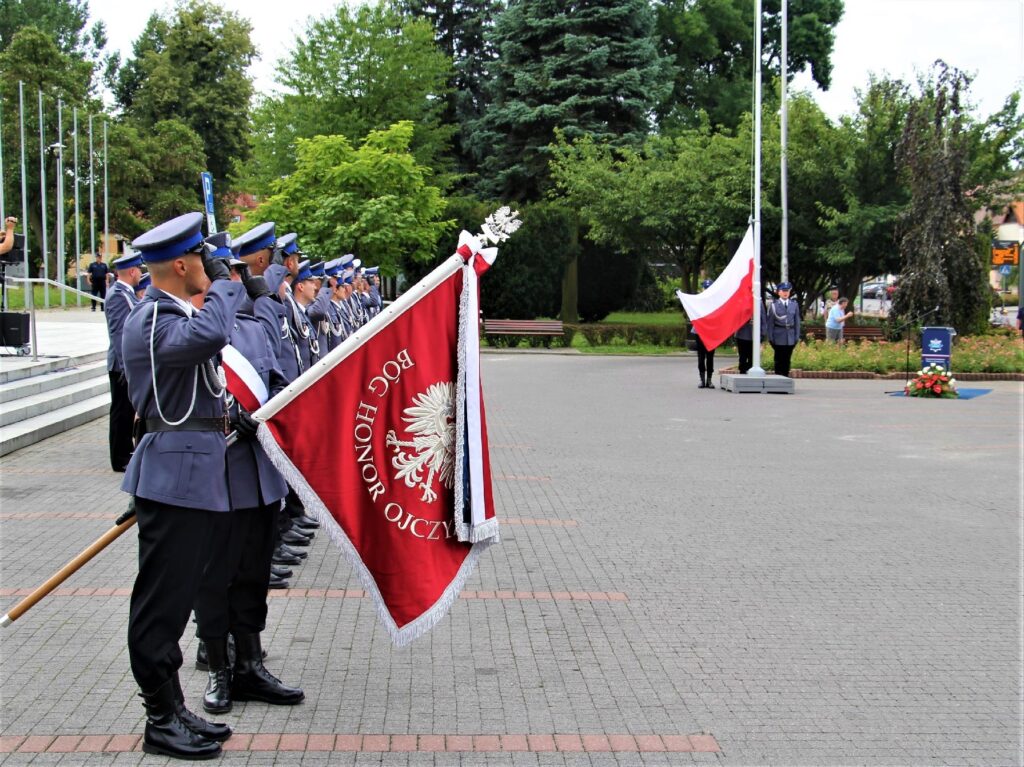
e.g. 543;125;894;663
108;372;135;471
695;335;715;379
193;503;277;640
772;343;795;377
735;338;753;374
128;497;216;692
91;282;106;311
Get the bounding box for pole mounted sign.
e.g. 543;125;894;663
200;171;217;233
991;240;1020;266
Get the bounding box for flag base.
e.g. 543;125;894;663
720;373;795;394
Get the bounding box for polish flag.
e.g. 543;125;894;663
676;226;755;351
221;343;269;413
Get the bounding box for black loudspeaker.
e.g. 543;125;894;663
0;311;29;347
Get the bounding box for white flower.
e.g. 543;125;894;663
949;378;956;385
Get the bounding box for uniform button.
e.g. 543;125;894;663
186;443;192;449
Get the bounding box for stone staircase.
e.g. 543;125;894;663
0;353;110;457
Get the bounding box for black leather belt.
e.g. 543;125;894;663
145;416;228;433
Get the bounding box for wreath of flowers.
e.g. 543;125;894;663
905;363;959;398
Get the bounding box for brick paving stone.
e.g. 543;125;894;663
0;357;1020;766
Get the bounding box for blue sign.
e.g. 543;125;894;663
200;171;217;233
999;265;1013;276
920;326;955;371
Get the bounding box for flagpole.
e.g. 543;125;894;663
780;0;788;284
73;108;81;305
748;0;765;377
38;91;49;308
57;100;66;307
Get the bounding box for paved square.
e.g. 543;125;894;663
1;353;1020;765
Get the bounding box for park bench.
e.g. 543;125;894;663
482;318;564;342
805;324;886;341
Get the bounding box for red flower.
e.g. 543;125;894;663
933;384;942;394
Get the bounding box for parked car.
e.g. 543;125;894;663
860;282;888;299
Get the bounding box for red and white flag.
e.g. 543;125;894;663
221;343;269;413
675;226;755;351
253;217;515;645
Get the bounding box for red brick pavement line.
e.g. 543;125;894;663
2;733;720;754
2;588;628;601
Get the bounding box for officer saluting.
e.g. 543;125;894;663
105;252;144;471
766;281;800;377
121;212;251;760
192;234;304;716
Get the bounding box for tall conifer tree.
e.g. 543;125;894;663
469;0;673;201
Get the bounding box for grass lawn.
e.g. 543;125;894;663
599;311;686;326
2;284;90;310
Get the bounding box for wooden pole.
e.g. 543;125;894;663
0;509;136;627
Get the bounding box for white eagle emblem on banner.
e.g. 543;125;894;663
386;382;456;503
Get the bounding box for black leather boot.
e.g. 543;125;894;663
706;372;715;389
231;632;305;706
203;638;233;714
195;639;208;671
140;677;221;760
171;673;231;743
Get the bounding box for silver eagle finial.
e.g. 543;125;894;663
479;206;522;245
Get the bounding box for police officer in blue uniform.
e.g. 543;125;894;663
288;259;322;373
193;236;305;716
233;222;287;370
766;281;800;377
121;212;255;759
106;252;144;471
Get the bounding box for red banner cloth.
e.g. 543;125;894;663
257;259;496;644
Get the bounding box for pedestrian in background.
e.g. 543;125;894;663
87;253;109;311
825;298;854;343
691;279;716;388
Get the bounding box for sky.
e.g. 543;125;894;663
88;0;1024;121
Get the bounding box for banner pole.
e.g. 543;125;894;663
748;0;765;377
1;508;137;628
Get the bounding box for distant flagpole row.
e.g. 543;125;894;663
0;83;110;305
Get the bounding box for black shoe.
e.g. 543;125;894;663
272;549;301;566
697;381;707;389
231;632;305;706
278;542;308;560
202;638;233;715
195;639;208;671
281;529;311;547
270;564;293;579
293;514;320;530
268;574;290;589
140;677;222;760
171;673;231;743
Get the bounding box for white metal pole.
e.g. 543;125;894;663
103;120;109;259
88;114;95;263
39;91;49;308
19;82;38;358
749;0;765;377
780;0;788;284
1;100;5;223
73;108;81;306
57;100;66;307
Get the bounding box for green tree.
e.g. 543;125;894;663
105;119;207;239
243;2;453;193
0;25;98;275
111;1;255;192
894;62;989;334
0;0;107;61
470;0;674;202
241;122;452;274
656;0;843;130
396;0;501;178
819;76;911;298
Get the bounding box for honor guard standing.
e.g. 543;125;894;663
691;279;716;389
766;281;800;377
192;236;305;716
233;222;288;367
288;259;322;371
316;259;350;354
106;252;144;471
135;273;151;300
121;212;248;760
365;266;383;318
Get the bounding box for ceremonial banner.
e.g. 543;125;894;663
254;212;516;645
675;226;755;351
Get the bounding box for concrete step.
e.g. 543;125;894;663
0;351;107;385
0;375;111;428
0;392;110;457
0;360;109;405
